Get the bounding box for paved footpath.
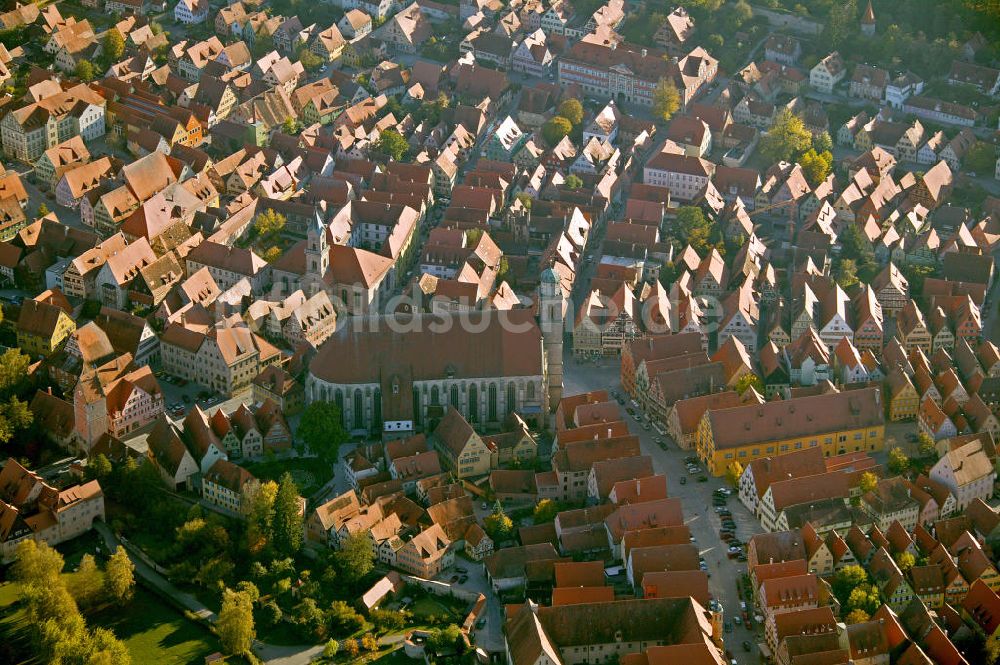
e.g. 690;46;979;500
95;521;330;664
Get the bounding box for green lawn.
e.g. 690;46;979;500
408;596;466;623
365;647;412;665
2;575;219;665
0;581;33;664
243;458;329;497
89;587;222;665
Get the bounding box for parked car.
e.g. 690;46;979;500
679;476;687;485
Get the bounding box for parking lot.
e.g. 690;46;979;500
157;372;247;422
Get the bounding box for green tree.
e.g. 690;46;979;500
297;401;349;464
324;639;340;658
370;608;408;633
375;129;409;161
37;203;50;217
75;59;97;82
813;131;833;154
964;141;997;173
246;480;278;553
70;554;103;609
484;503;514;542
859;471;878;494
533;499;560;523
760;109;813;164
731;0;753;25
327;600;366;636
734;373;763;395
564;174;583;189
847;583;881;614
253;33;275;58
336;532;375;584
104;547;135;605
297;45;324;72
725;461;744;488
824;0;858;48
674;206;712;250
12;539;64;584
89;626;131;663
497;255;510;282
103;29;126;64
282;116;301;135
652;78;680;123
836;258;859;288
845;608;870;624
888;447;910;474
0;396;32;444
272;472;303;557
0;347;30;395
86;454;113;482
293;598;328;640
800;148;833;186
253;209;287;240
917;432;937;459
557;98;584;126
263;246;282;263
832;565;868;605
542;116;573;146
427;625;465;654
838;224;878;281
217;587;256;656
895;551;916;572
987;632;1000;665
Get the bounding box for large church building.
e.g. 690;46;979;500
306;269;565;437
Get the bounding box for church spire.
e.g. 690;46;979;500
861;0;876;36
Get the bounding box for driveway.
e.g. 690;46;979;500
432;557;506;654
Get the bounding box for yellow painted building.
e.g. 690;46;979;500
886;370;919;421
16;299;76;358
695;387;886;476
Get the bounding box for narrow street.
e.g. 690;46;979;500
563;357;763;664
